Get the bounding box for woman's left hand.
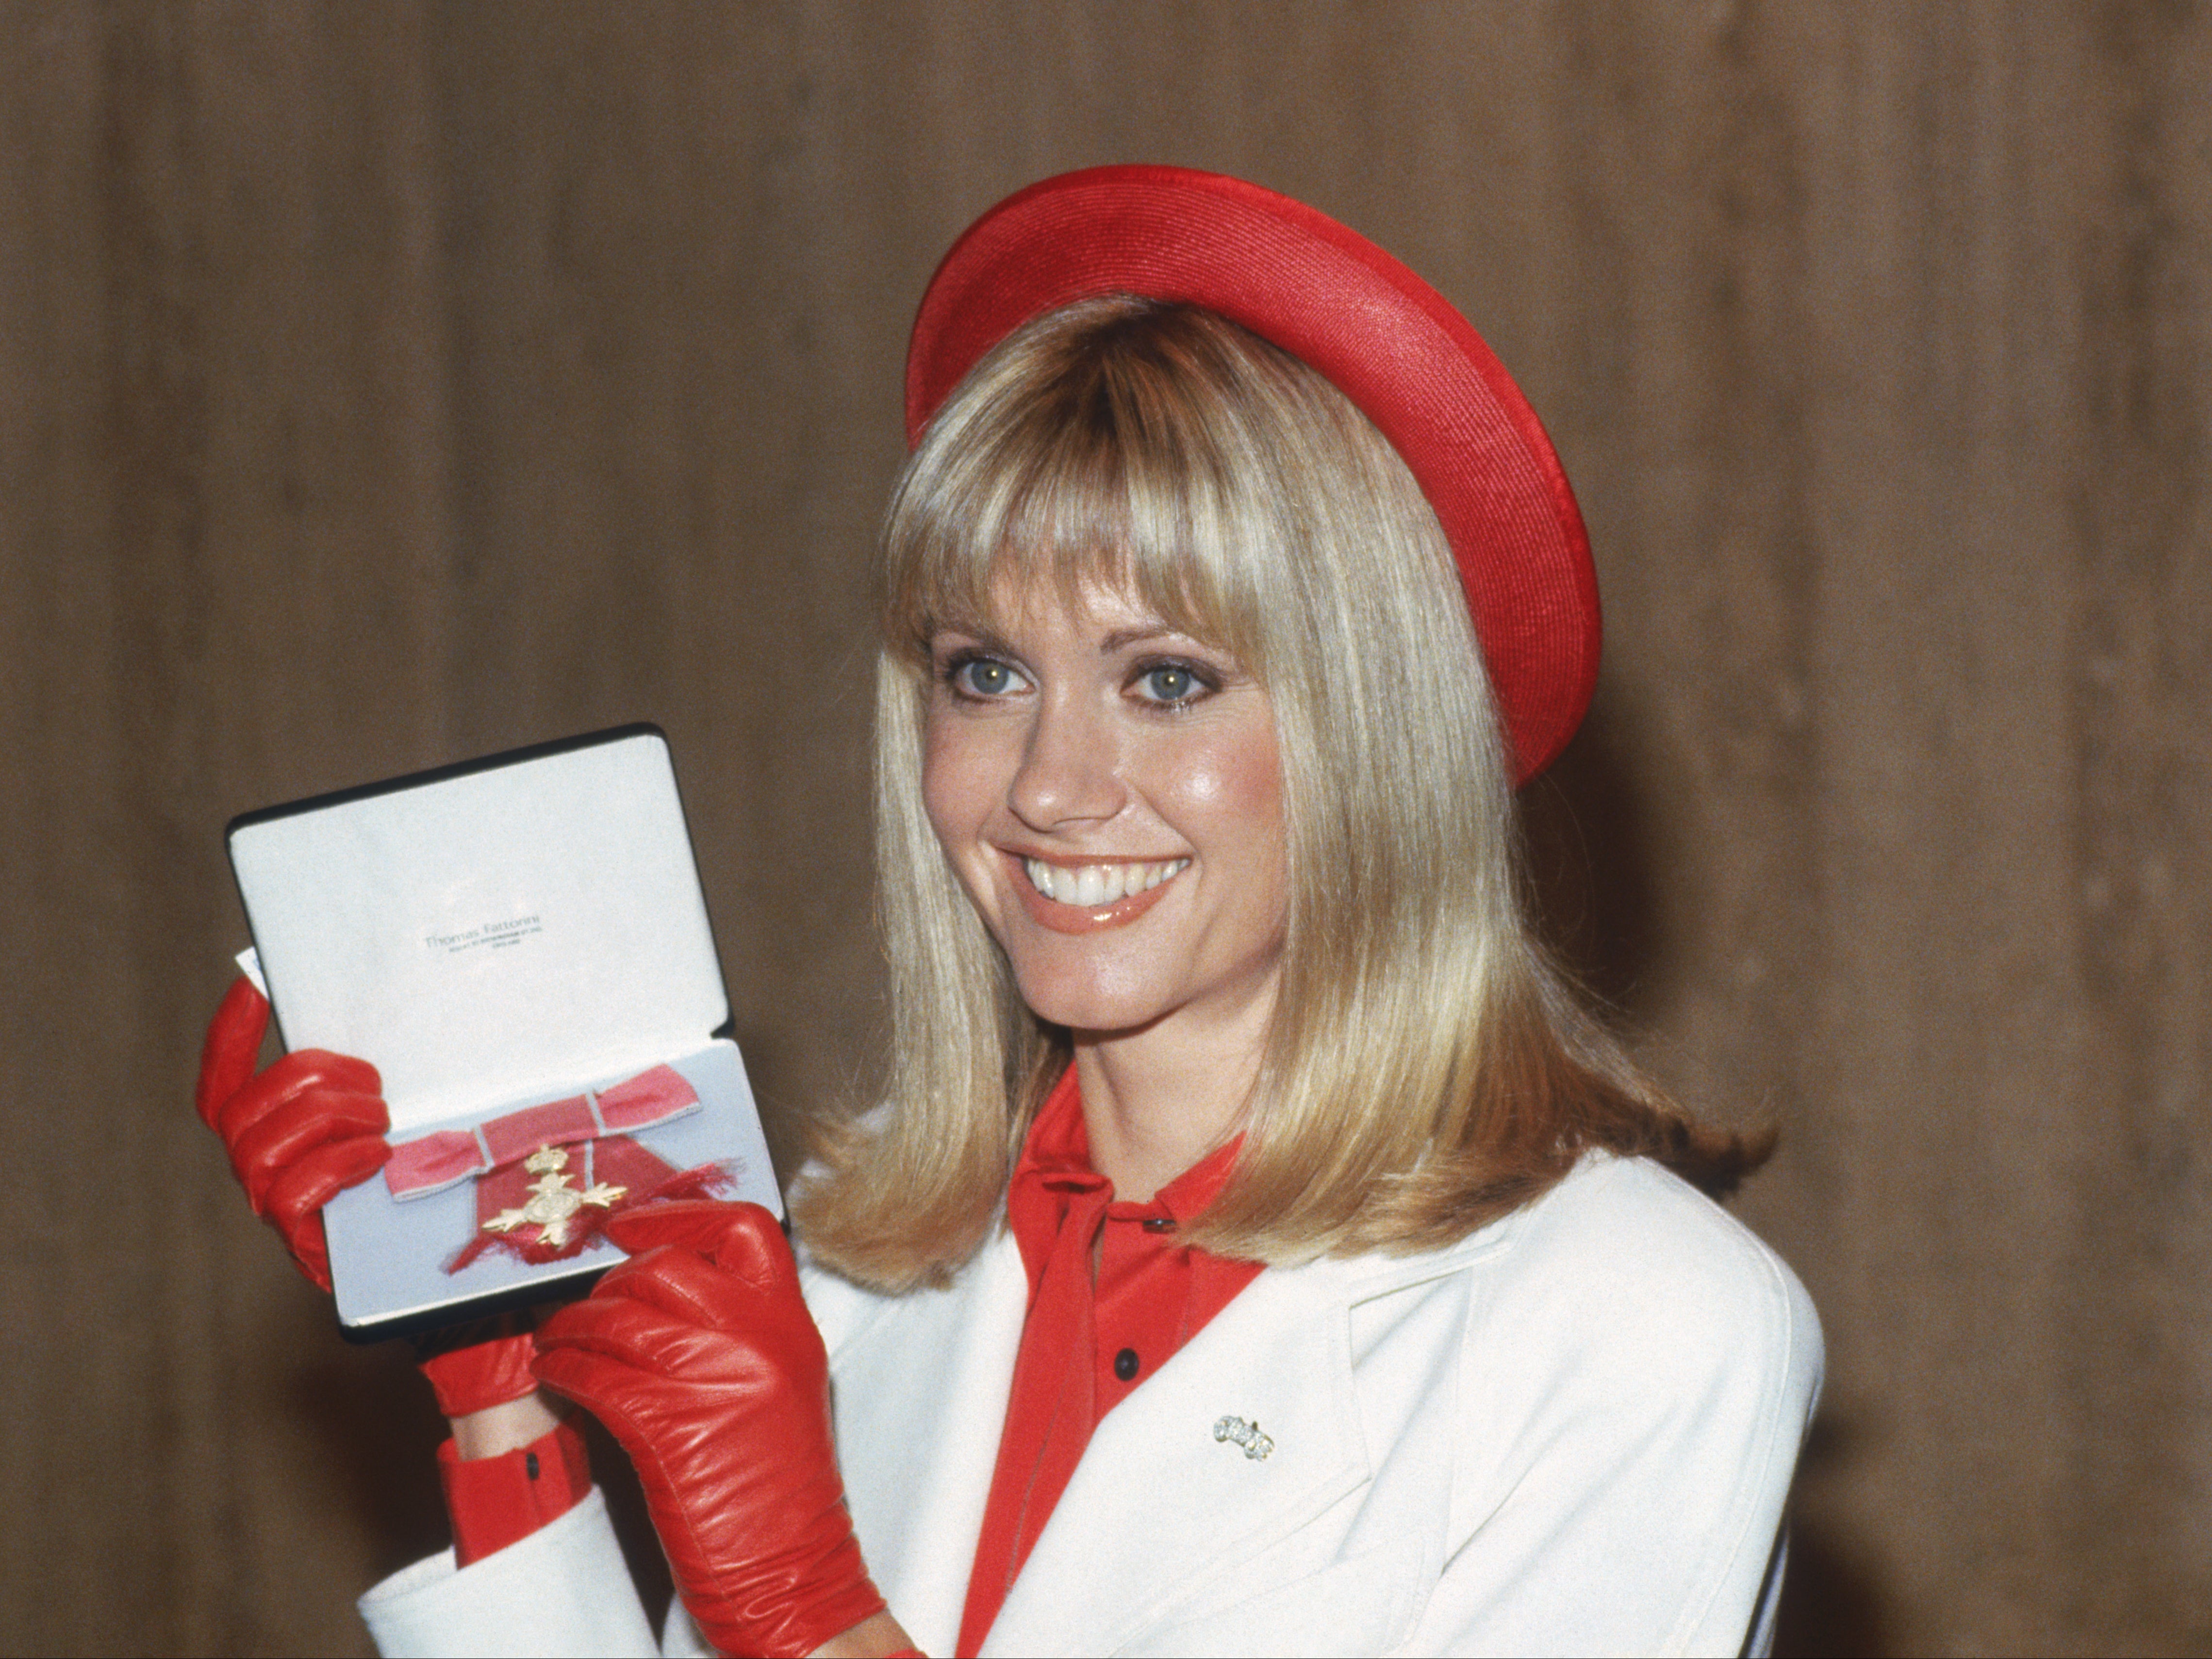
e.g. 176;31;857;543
531;1200;899;1658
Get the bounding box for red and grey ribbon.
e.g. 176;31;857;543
385;1065;705;1197
384;1064;734;1273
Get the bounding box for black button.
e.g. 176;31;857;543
525;1451;540;1480
1141;1216;1176;1232
1113;1347;1140;1381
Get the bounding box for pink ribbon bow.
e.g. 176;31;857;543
384;1064;704;1199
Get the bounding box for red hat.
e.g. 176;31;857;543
905;164;1600;784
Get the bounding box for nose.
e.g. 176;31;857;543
1007;690;1125;832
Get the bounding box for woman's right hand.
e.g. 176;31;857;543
194;975;392;1292
191;978;535;1409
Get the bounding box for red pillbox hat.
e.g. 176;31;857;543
906;164;1601;783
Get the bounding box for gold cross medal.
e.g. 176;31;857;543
480;1146;628;1250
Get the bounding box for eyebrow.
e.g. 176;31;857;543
930;621;1022;657
931;622;1189;657
1098;625;1179;654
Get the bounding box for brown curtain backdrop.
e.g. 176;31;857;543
3;3;2205;1654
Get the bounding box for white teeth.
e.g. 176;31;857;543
1023;856;1190;907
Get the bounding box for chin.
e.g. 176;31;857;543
1007;963;1172;1037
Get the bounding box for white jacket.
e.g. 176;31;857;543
360;1152;1822;1658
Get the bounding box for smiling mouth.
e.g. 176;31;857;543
1021;856;1190;908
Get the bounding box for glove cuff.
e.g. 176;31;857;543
415;1314;543;1417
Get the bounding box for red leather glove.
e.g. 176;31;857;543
413;1312;546;1417
195;976;392;1292
194;976;540;1417
531;1200;888;1658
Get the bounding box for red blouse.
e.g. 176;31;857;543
955;1067;1264;1657
438;1418;592;1567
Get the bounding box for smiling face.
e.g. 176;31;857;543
921;579;1287;1041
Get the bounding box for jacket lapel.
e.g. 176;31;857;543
825;1216;1514;1658
980;1253;1375;1658
819;1233;1032;1659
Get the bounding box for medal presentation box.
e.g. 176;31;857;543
227;724;782;1342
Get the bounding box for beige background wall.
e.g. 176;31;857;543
2;3;2206;1654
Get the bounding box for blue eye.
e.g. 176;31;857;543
1135;663;1203;704
952;657;1023;697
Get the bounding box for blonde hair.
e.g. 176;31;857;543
793;297;1765;1290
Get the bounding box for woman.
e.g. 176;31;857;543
198;167;1820;1658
